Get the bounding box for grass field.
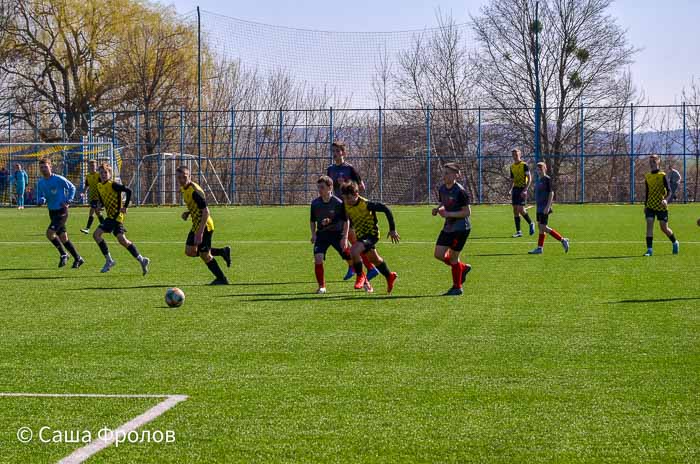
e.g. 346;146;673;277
0;204;698;463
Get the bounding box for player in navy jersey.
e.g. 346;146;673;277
310;175;351;294
432;163;472;296
326;141;379;281
36;157;84;268
528;162;569;255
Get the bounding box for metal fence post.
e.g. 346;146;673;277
230;108;236;204
580;103;585;203
135;110;141;204
477;107;482;204
279;108;284;205
378;106;383;202
682;102;687;203
426;106;432;204
629;103;635;203
329;107;334;160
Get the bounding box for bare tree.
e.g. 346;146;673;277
472;0;637;183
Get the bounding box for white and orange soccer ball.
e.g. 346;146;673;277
165;287;185;308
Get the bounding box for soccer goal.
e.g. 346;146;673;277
0;140;119;207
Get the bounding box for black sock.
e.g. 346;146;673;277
353;261;363;275
97;239;110;256
377;261;391;278
86;216;94;229
63;240;79;260
211;248;223;256
646;237;653;249
206;259;226;280
97;214;105;224
127;244;141;259
669;234;677;243
523;213;532;225
51;237;66;255
514;216;521;231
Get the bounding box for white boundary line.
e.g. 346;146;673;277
0;240;699;245
0;392;188;464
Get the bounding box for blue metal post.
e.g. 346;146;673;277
426;106;432;203
304;111;309;200
477;107;482;204
580;103;585;203
60;112;65;141
329;107;334;161
533;1;542;164
197;7;202;184
180;108;185;166
230;109;236;204
135;110;141;204
630;103;635;203
279;109;284;205
34;113;39;141
378;106;384;202
682;102;687;203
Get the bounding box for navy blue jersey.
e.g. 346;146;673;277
535;175;552;213
310;195;347;233
439;182;470;232
326;162;361;196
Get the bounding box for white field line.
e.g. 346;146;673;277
0;240;699;245
0;392;188;464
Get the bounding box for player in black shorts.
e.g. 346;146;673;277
432;163;472;296
643;154;679;256
310;175;351;294
509;149;535;237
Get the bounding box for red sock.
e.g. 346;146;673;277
451;263;463;288
548;228;562;241
314;263;325;287
442;253;451;266
538;233;546;247
361;253;375;270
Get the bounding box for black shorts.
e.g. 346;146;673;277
645;208;668;222
98;218;127;236
536;212;550;225
90;199;101;209
356;235;379;251
511;187;527;206
314;231;350;260
186;229;213;253
436;229;470;251
48;207;68;234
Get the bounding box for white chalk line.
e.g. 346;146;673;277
0;392;188;464
0;240;698;245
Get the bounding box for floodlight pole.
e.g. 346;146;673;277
534;0;542;165
197;6;202;184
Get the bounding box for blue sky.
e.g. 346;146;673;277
166;0;699;104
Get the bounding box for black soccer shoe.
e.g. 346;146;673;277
443;287;464;296
461;264;472;286
210;278;229;286
58;254;69;268
72;257;85;269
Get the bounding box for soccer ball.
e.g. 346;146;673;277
165;287;185;308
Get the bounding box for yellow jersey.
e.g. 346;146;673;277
645;170;668;211
181;182;214;233
510;161;530;188
97;180;127;223
85;172;101;202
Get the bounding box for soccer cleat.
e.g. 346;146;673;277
561;238;570;253
366;267;380;281
529;222;536;236
363;279;374;293
672;241;679;255
354;273;366;290
222;246;232;267
343;266;355;280
140;256;150;276
386;272;398;294
101;259;116;273
461;263;472;285
58;254;69;268
512;231;523;238
71;257;85;269
80;228;90;234
209;278;229;285
528;247;543;255
443;287;464;296
643;249;653;257
316;287;327;294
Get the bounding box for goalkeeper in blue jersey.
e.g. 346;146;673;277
37;157;84;268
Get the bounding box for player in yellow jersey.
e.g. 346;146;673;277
509;149;535;237
340;181;399;294
93;163;150;275
176;166;231;285
80;159;104;234
643;154;679;256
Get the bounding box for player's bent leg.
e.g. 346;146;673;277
201;251;228;285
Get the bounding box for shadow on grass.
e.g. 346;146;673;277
66;284;209;290
3;276;68;280
575;256;640;260
472;252;522;257
0;268;53;271
609;297;700;304
232;294;440;302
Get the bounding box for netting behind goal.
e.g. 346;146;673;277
0;141;117;207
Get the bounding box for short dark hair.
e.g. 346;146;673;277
331;141;346;152
340;181;359;196
317;175;333;187
39;157;51;166
176;166;190;174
